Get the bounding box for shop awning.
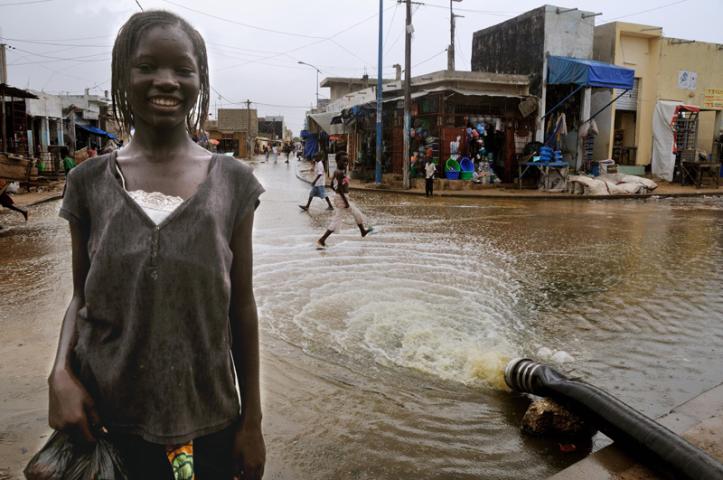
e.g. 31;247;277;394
75;123;118;140
307;112;344;135
0;83;38;99
547;56;634;89
383;87;525;104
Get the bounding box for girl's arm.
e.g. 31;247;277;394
229;210;265;479
48;221;99;443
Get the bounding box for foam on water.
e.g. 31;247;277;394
255;228;524;389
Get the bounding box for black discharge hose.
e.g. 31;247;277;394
504;358;723;480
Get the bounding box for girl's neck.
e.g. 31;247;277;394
128;121;195;162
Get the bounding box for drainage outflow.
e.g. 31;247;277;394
505;358;723;480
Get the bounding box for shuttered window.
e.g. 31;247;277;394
615;78;640;111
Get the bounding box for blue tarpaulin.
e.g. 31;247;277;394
75;123;118;140
547;56;634;90
300;129;318;159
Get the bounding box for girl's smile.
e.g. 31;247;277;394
129;24;200;130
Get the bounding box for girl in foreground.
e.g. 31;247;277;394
48;11;265;479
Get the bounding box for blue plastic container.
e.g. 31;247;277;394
446;170;460;180
459;157;474;172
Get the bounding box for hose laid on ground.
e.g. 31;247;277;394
504;358;723;480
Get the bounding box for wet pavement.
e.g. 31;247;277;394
1;156;722;479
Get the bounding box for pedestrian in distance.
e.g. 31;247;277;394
47;10;265;479
316;152;373;249
283;143;291;164
263;144;269;162
271;144;279;163
299;154;333;211
0;179;28;223
61;147;77;199
425;159;436;197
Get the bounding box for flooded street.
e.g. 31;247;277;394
1;158;722;479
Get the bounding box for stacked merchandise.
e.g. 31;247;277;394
537;146;563;163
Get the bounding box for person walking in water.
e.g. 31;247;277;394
425;159;436;197
299;154;333;211
316;152;373;249
283;142;291;163
0;179;28;223
47;11;265;479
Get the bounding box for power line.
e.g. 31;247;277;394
209;87;310;110
7;46;110;64
382;1;400;50
0;0;55;6
161;0;327;40
606;0;690;21
393;0;518;17
412;48;447;68
0;34;109;41
0;36;110;48
181;3;394;72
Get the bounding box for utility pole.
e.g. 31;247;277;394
1;43;8;153
402;0;412;189
374;0;383;184
447;0;463;71
246;99;252;160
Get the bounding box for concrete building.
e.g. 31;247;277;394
206;108;258;157
258;115;286;141
321;74;397;103
58;90;118;152
25;90;63;167
593;22;723;167
471;5;597;142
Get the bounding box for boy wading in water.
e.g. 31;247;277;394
299;154;333;211
47;11;265;479
316;153;373;249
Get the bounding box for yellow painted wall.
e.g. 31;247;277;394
594;23;661;165
657;39;723;154
613;24;661;166
596;23;723;165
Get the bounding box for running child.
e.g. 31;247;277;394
0;179;28;223
299;154;333;211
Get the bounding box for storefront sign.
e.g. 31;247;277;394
703;88;723;110
677;70;697;90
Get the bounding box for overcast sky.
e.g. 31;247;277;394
1;0;720;134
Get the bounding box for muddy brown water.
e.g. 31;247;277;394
1;158;722;479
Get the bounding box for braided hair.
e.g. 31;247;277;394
111;10;209;137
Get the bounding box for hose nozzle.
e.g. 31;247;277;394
504;358;545;393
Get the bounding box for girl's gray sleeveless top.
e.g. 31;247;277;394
60;152;264;444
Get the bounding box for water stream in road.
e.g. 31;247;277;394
1;157;722;479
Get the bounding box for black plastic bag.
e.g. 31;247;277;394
24;431;129;480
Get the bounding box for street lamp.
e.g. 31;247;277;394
297;60;321;107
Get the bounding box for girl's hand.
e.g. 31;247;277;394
232;420;265;480
48;367;100;443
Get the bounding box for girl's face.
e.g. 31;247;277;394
129;24;200;131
